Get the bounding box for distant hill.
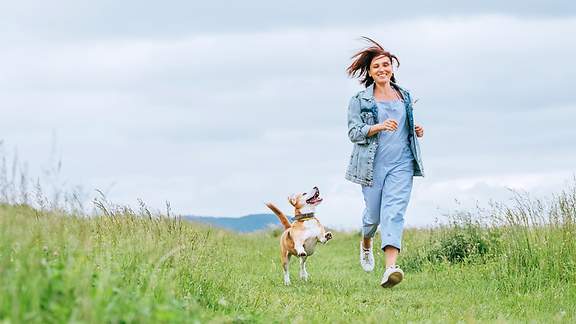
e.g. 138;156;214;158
183;213;282;232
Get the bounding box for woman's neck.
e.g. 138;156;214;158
373;82;397;101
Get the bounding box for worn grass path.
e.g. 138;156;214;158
1;204;575;323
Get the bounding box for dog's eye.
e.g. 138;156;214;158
302;192;307;196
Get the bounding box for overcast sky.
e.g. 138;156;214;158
1;1;575;229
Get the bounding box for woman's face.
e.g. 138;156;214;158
369;55;393;85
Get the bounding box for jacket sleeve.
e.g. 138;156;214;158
347;95;371;144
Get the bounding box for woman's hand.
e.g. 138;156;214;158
367;119;398;137
415;125;424;137
380;119;398;132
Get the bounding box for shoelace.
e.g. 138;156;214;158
362;249;371;261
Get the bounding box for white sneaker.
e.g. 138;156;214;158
380;266;404;288
359;241;374;272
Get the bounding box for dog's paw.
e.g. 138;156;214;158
324;232;333;241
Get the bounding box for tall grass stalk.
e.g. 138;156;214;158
489;184;576;292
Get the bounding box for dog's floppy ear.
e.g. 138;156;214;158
288;194;297;206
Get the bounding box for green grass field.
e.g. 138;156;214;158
1;184;576;323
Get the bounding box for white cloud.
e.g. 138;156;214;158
1;15;576;229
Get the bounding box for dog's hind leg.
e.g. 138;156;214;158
282;251;291;285
299;256;309;281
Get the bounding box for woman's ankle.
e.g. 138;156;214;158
361;238;372;250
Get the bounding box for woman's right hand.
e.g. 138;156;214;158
379;119;398;132
367;118;398;137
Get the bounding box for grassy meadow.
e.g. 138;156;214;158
1;182;576;323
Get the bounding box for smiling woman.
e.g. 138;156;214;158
345;37;425;288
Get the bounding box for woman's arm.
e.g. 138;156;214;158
347;96;371;144
347;95;400;143
367;120;399;137
366;124;381;138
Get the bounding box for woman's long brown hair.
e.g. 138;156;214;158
346;37;400;88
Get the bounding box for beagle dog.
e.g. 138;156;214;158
266;186;332;285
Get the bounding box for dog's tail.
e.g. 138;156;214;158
265;203;291;229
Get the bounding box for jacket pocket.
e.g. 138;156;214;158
360;111;376;125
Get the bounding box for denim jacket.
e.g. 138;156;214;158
345;83;424;186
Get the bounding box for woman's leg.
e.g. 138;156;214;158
361;182;384;247
384;246;400;268
379;161;414;266
362;237;372;250
359;180;384;271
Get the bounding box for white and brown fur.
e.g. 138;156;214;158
266;186;332;285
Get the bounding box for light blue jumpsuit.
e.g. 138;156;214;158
361;99;414;251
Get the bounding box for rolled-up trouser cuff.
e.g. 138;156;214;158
361;208;379;238
362;226;378;238
381;240;402;252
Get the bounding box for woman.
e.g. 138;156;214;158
345;37;424;288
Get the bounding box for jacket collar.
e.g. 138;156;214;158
361;84;375;100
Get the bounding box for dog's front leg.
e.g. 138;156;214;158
317;227;333;244
299;256;309;281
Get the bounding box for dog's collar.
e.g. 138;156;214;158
294;212;315;221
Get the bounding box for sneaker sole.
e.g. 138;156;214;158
362;266;374;272
381;272;403;288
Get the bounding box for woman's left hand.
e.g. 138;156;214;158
415;125;424;138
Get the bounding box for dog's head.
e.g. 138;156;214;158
288;186;323;214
